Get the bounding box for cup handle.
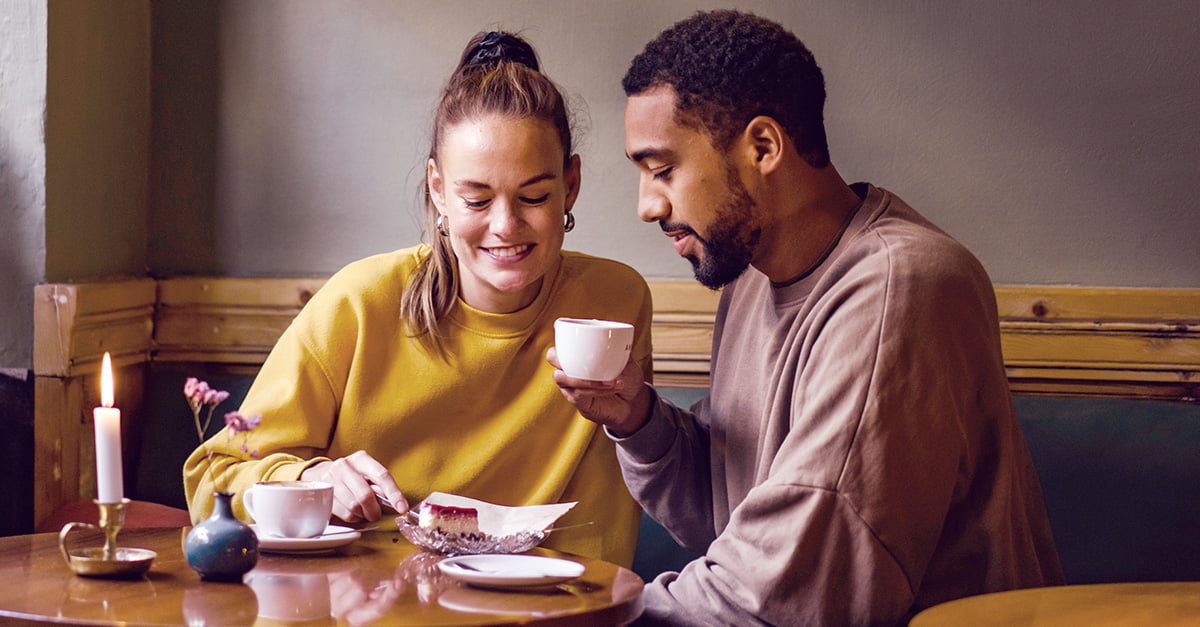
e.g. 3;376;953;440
242;487;256;520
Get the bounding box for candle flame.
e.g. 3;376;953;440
101;352;114;408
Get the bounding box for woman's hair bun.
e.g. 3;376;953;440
462;31;540;72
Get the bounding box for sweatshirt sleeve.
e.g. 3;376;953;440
183;292;346;522
611;389;715;552
636;484;912;626
629;327;927;623
631;325;918;625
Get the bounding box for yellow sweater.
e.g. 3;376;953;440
184;245;652;566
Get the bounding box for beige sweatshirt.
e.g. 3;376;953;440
618;184;1063;625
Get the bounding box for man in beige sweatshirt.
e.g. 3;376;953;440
550;9;1064;626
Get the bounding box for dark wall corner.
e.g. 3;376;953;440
0;370;34;536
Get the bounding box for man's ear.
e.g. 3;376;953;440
742;116;785;175
427;158;445;210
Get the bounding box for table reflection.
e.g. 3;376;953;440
244;548;476;624
0;528;643;626
246;568;331;622
180;581;260;626
60;575;162;622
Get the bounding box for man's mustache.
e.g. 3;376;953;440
660;221;696;238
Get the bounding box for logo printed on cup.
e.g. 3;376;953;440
554;318;635;381
243;480;334;539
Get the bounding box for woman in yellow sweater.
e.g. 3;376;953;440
183;31;651;566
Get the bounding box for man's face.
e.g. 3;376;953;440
624;87;760;289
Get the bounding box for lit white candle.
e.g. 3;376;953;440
94;352;124;503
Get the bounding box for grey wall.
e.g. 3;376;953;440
2;0;1199;369
0;0;149;370
0;0;44;534
151;0;1200;287
0;0;47;369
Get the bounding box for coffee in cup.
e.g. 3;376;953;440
243;480;334;538
553;317;635;381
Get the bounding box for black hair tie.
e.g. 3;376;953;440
465;31;540;71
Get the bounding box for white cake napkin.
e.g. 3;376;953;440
421;492;577;536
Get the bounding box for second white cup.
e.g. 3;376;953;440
554;317;635;381
243;480;334;538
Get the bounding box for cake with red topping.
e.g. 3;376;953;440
418;502;480;535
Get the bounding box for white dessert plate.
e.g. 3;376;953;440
251;524;361;554
437;554;585;589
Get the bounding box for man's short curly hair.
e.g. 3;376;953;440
622;10;830;168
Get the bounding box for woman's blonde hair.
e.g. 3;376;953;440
400;31;574;357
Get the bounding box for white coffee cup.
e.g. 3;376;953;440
554;317;635;381
243;480;334;539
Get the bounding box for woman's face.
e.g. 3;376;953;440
428;115;581;313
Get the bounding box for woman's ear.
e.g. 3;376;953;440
563;154;582;211
742;116;785;175
427;158;446;210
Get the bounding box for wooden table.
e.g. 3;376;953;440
909;582;1200;626
0;527;644;626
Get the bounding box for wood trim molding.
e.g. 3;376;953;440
33;279;156;377
154;277;327;369
649;281;1200;399
33;278;1200;398
29;276;1199;525
646;281;723;388
32;280;155;525
996;286;1200;399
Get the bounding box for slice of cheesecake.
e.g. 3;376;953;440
418;502;480;535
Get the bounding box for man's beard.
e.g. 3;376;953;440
684;165;759;290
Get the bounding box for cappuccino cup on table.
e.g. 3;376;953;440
243;480;334;538
554;318;635;381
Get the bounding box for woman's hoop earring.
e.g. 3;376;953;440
435;214;449;237
564;212;575;233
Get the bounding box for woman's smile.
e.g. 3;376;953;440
483;243;535;261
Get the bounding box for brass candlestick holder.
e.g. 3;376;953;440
59;499;157;578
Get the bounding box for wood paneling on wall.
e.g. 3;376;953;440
32;278;1199;526
32;280;155;525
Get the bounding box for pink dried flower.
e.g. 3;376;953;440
185;378;263;489
203;389;222;405
224;411;261;459
224;411;261;434
184;377;199;399
184;377;211;413
185;378;226;442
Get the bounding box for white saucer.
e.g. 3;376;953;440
251;524;361;554
437;554;585;589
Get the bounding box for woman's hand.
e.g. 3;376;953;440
301;450;409;523
547;347;652;437
328;567;401;626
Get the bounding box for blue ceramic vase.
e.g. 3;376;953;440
185;491;259;582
